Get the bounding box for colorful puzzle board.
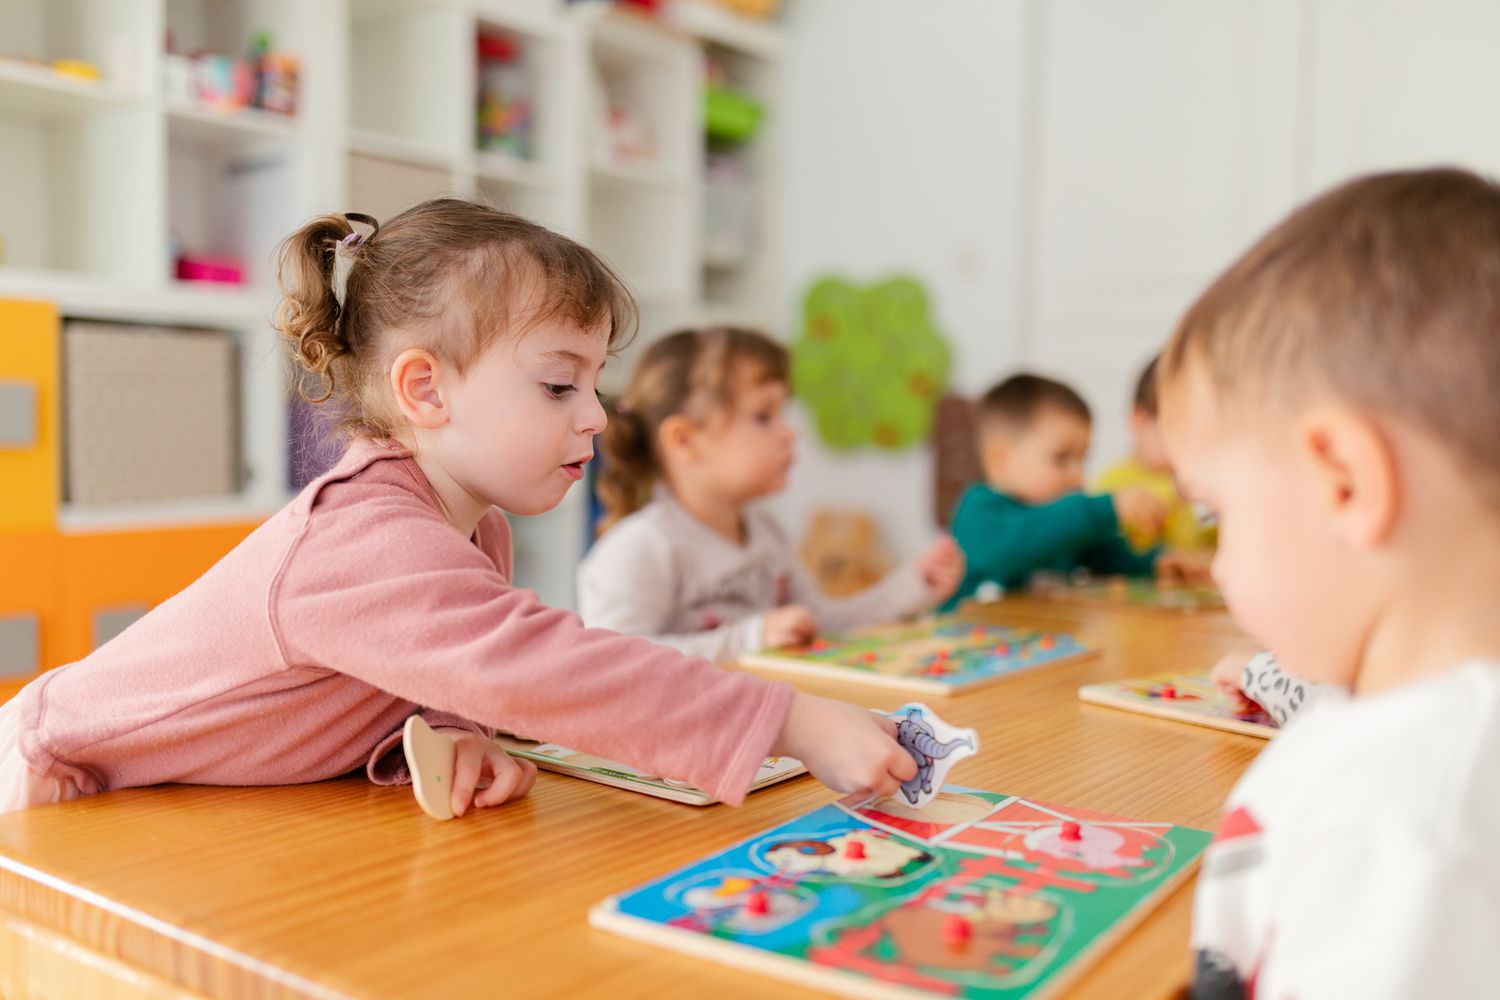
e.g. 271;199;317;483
1078;670;1277;738
741;617;1093;695
1033;578;1225;614
494;736;806;806
592;785;1211;999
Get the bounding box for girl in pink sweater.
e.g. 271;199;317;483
0;200;917;816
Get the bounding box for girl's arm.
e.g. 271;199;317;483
275;495;793;805
788;559;932;632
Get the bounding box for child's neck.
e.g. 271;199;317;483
1356;520;1500;696
667;477;749;544
401;436;488;540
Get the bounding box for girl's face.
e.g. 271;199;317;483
696;367;797;503
435;317;609;519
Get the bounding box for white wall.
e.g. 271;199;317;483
776;0;1500;562
773;0;1034;560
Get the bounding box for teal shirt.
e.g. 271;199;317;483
942;484;1161;610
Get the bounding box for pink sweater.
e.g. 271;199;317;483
16;439;794;805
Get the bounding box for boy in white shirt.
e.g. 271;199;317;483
1157;167;1500;999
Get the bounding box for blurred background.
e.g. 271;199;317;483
1;0;1494;678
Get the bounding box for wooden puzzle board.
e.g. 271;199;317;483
741;616;1094;695
1032;578;1225;614
1079;670;1277;738
494;736;806;806
592;785;1211;999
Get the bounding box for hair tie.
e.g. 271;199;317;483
331;212;380;310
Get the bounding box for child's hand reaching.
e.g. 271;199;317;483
1209;651;1264;713
442;729;537;817
1111;486;1167;541
762;605;817;648
772;693;918;797
916;534;965;601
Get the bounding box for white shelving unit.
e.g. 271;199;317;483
0;0;784;610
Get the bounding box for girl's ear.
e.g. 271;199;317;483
390;348;449;429
656;413;700;466
1298;404;1400;549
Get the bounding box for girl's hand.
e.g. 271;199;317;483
762;605;817;648
441;730;537;817
916;534;965;601
771;693;917;798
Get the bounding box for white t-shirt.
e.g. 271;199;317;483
1192;660;1500;1000
577;488;933;662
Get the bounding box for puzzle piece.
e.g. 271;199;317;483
887;703;978;809
402;715;456;821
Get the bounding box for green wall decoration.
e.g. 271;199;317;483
791;275;951;451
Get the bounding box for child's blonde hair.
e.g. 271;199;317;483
597;327;789;531
275;198;635;439
1160;167;1500;495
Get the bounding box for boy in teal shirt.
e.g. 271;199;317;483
943;373;1197;610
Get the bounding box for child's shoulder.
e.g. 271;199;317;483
583;499;679;564
953;482;1008;514
302;438;439;516
1242;661;1500;831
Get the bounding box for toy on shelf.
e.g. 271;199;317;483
174;255;245;285
476;35;533;159
702;152;752;265
162;30;300;118
704;85;761;143
0;54;105;86
600;101;654;166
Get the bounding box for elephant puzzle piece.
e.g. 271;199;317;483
888;703;978;808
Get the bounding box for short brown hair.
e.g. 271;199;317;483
1160;167;1500;493
976;373;1091;437
597;327;788;531
275;199;635;439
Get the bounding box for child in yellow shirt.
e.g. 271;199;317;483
1094;356;1215;553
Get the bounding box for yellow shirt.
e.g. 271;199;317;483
1093;458;1216;553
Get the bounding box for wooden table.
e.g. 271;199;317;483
0;598;1262;999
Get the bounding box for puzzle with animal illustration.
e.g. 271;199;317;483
1033;577;1225;613
741;617;1093;694
493;736;806;806
592;786;1211;998
1078;671;1278;738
